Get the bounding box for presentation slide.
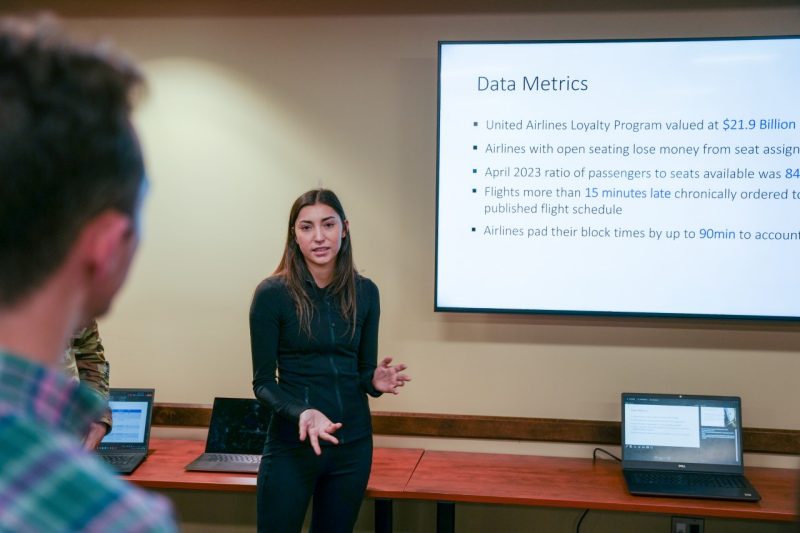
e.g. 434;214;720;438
625;404;699;448
436;38;800;319
104;401;148;443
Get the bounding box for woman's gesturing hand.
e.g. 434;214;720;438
372;356;411;395
299;409;342;456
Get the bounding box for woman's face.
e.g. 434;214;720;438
293;202;348;272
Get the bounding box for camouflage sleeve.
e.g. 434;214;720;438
70;320;112;430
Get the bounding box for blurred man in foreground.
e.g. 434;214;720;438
0;15;176;531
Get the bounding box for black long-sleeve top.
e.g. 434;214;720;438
249;274;382;445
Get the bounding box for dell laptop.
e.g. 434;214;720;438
621;393;760;501
185;397;270;473
97;388;155;475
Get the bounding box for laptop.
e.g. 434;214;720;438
97;388;155;475
621;392;760;501
185;397;270;473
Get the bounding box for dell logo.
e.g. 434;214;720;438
677;464;686;468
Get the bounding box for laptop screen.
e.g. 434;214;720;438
621;393;743;473
98;388;155;451
206;398;270;454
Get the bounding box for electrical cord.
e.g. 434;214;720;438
576;448;621;531
592;447;621;463
576;508;590;533
574;448;621;531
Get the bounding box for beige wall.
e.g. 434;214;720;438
49;6;800;532
59;7;800;467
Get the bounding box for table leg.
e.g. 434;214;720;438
375;498;393;533
437;501;455;533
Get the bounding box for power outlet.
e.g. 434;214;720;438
671;516;704;533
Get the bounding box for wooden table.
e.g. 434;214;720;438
129;439;423;531
403;451;799;533
129;440;798;533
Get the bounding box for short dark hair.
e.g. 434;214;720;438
0;15;145;306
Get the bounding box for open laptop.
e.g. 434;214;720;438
185;397;270;473
621;392;760;501
97;388;155;475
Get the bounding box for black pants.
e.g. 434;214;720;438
257;436;373;533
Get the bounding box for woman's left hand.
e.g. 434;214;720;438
372;356;411;394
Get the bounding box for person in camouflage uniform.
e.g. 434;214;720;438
62;320;113;449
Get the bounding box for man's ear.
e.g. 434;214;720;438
76;210;134;280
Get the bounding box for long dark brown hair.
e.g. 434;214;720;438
274;189;357;336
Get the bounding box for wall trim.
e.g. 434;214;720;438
152;404;800;455
8;0;798;18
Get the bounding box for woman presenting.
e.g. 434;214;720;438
250;189;410;533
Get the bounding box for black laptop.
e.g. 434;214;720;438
621;393;760;501
97;388;155;475
185;397;270;473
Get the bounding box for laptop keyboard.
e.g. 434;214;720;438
203;453;261;464
630;471;749;488
101;454;139;467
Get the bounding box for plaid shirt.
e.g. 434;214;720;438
0;352;177;532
